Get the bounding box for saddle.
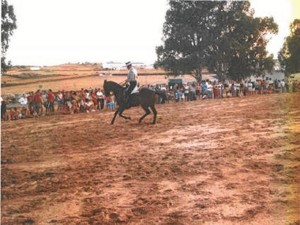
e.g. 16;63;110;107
124;85;139;96
124;85;139;106
130;85;139;94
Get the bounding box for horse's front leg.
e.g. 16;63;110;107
111;108;119;125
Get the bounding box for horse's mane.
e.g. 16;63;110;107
105;80;124;90
104;80;125;103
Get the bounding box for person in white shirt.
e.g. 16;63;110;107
281;80;286;92
96;89;105;110
18;94;28;106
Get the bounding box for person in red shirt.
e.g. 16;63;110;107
27;92;34;115
46;89;55;114
33;89;43;116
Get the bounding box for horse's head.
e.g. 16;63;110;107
103;80;111;97
103;80;125;97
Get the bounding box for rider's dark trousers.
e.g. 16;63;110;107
126;81;137;97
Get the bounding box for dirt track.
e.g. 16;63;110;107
1;92;300;225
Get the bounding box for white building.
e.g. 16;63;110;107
102;61;124;70
102;61;148;70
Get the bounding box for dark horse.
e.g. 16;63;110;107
103;80;158;125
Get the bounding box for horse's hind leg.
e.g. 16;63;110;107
119;112;131;120
118;107;131;120
139;105;151;123
150;105;157;124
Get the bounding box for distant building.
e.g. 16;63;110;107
131;62;147;68
30;67;40;71
101;61;148;70
102;61;124;70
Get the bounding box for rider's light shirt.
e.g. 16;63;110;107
127;67;138;82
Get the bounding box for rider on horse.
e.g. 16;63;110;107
124;61;138;105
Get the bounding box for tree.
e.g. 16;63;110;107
225;15;277;80
1;0;17;75
155;0;227;83
278;19;300;76
156;0;278;82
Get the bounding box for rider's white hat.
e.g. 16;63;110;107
125;61;132;66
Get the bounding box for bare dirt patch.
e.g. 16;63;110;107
1;92;300;225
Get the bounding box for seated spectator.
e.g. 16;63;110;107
8;108;19;120
85;99;94;113
20;107;30;119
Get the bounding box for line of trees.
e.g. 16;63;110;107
278;19;300;76
1;0;17;75
155;0;278;82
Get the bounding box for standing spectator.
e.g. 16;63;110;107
91;90;97;109
1;99;7;120
213;84;219;99
56;90;64;113
64;91;72;114
33;89;43;116
41;91;47;113
27;92;34;115
281;79;286;92
247;81;253;95
196;83;201;99
106;93;115;111
277;79;282;92
201;81;208;99
230;83;235;97
159;85;167;104
219;82;224;98
70;91;79;114
96;89;105;110
184;85;189;101
18;94;28;106
241;81;247;96
46;89;55;114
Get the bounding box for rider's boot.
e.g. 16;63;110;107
125;95;130;106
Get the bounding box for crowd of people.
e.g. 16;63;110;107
1;78;299;121
1;88;115;121
163;78;300;102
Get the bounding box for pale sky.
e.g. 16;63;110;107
5;0;299;66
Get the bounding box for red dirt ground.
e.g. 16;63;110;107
1;92;300;225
